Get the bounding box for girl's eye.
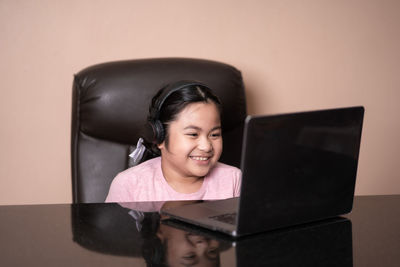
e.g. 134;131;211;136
186;133;198;137
210;132;221;138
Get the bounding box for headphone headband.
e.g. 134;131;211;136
151;80;210;120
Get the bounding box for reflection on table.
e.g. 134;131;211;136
0;195;399;266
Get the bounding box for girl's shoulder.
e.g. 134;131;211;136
116;157;161;182
209;162;241;178
205;162;242;198
106;157;162;203
122;157;161;174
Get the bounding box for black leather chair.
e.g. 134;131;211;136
71;58;247;203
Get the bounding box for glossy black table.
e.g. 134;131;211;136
0;195;399;266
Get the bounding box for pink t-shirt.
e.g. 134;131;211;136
105;157;241;202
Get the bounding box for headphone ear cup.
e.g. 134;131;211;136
151;119;165;144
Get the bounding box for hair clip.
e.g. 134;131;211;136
128;210;145;232
129;138;146;165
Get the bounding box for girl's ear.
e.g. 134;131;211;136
157;142;165;151
156;227;165;243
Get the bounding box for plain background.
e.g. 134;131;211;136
1;0;399;205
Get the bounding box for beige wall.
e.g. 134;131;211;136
1;0;399;205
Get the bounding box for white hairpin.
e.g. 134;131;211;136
129;138;146;165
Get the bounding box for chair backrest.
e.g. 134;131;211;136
71;58;247;203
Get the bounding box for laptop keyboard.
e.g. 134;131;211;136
209;212;237;225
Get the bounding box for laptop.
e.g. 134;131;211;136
161;106;364;237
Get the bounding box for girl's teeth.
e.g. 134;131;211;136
192;157;208;161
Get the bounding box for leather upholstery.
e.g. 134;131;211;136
71;58;247;203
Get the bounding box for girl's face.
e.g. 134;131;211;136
157;224;220;267
158;101;222;183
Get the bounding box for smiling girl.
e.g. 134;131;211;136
105;81;241;202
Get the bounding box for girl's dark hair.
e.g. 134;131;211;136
140;212;166;267
144;81;222;155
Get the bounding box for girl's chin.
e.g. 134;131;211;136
189;164;216;177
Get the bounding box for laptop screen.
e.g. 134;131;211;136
237;106;364;234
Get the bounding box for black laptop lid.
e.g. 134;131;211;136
237;106;364;235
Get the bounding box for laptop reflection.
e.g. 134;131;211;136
163;217;353;267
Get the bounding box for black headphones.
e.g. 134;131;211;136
148;80;211;144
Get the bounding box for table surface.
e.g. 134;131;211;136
0;195;399;267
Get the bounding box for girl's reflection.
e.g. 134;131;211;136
156;223;219;267
121;202;221;267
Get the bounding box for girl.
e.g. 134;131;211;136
105;80;241;202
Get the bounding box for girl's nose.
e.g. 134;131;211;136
198;136;212;152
